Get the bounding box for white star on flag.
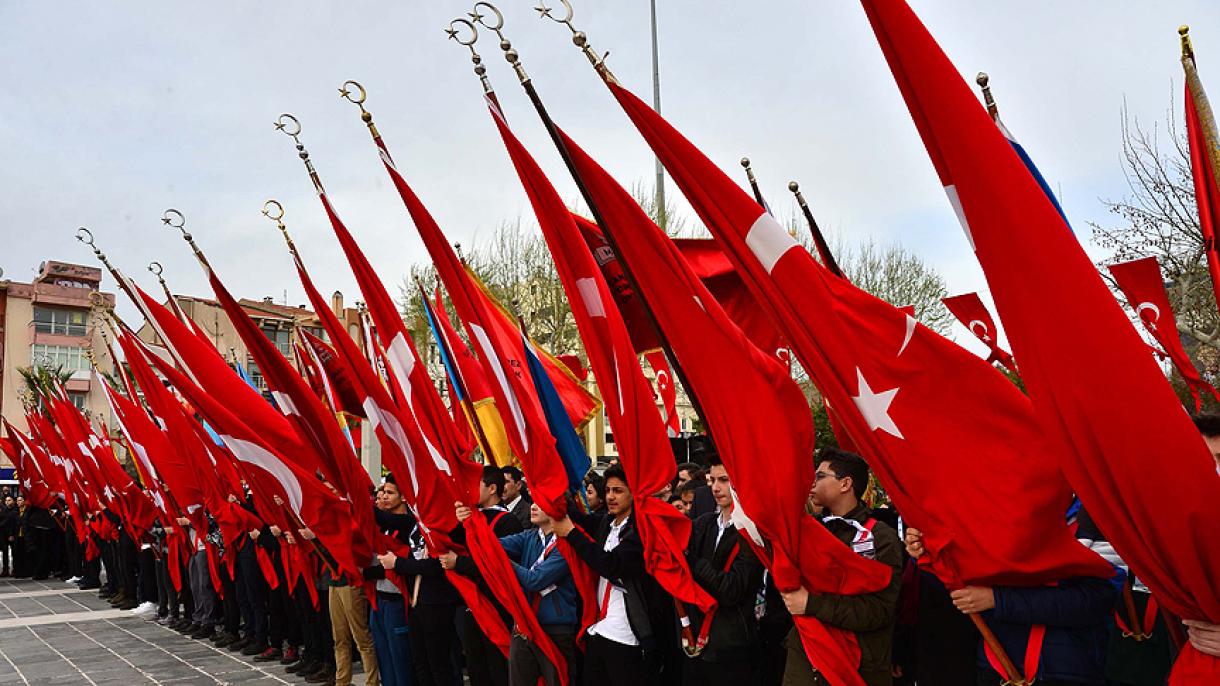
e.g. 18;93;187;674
851;368;903;439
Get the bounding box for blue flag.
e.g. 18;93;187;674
992;114;1071;229
522;333;590;495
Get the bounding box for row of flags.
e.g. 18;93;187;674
5;2;1220;684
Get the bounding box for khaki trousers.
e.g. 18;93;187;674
328;585;380;686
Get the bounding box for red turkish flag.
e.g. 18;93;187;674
489;102;714;616
862;1;1220;681
557;125;892;685
203;267;376;562
644;351;680;437
2;423;57;509
129;288;362;581
942;292;1015;370
299;331;366;419
1184;54;1220;317
1109;256;1220;412
597;67;1111;590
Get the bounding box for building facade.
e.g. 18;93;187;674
0;261;118;467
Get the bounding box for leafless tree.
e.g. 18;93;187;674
1091;98;1220;352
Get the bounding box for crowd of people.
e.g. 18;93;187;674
5;422;1220;686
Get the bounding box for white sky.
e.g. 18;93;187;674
2;1;1218;358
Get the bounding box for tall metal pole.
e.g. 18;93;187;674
649;0;666;230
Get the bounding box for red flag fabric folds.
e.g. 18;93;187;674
1183;49;1220;318
861;1;1220;680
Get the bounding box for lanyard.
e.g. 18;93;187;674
1115;578;1158;642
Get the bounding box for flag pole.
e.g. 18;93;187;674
740;157;768;208
1182;26;1220;194
975;72;1000;119
462;2;709;426
788;182;843;278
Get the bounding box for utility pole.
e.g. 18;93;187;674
649;0;666;230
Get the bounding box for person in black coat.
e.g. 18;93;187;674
0;495;15;577
680;454;764;686
554;463;670;686
441;466;523;686
501;466;535;531
906;528;1119;686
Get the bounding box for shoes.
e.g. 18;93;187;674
228;637;251;653
77;581;100;590
286;657;318;675
213;631;239;648
241;640;268;656
65;576;80;584
254;646;282;662
279;646;300;665
156;615;177;626
0;569;9;578
130;601;158;618
171;619;195;632
108;591;127;606
31;574;48;581
304;665;336;684
190;624;215;640
117;599;139;611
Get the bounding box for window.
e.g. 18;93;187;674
261;326;291;358
30;344;89;372
33;307;87;336
68;392;86;410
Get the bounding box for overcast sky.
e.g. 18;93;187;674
2;1;1218;358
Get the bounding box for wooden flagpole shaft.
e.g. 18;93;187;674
788;182;843;279
969;613;1023;684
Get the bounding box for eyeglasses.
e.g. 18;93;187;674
813;470;842;482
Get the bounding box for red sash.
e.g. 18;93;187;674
675;541;741;657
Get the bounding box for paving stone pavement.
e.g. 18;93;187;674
0;578;295;685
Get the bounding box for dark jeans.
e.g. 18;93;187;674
582;635;651;686
118;532;138;597
408;603;460;686
156;556;182;618
29;527;54;579
509;625;578;686
459;606;508;686
235;542;268;642
370;592;413;686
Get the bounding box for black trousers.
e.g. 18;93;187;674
682;656;754;686
234;542;268;642
80;549;101;586
137;546;158;604
459;606;508;686
294;581;334;668
28;527;54;579
100;539;118;592
508;625;579;686
11;535;28;577
118;532;138;597
408;602;460;686
221;565;240;633
268;552;299;648
155;556;183;618
582;635;650;686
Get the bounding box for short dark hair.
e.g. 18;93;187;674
706;453;723;468
481;466;506;497
384;472;397;486
676;462;701;477
818;448;870;500
603;464;629;492
1193;413;1220;438
677;480;701;496
500;465;524;482
583;471;606;500
667;493;684;505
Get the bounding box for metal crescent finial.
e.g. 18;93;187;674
471;2;531;83
274;113;302;139
76;227;95;247
161;208;186;231
148;261;164;277
448;18;479;47
262;199;285;223
535;0;573;24
471;2;504;31
974;72;998;118
338;80;367;106
533;0;614;79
